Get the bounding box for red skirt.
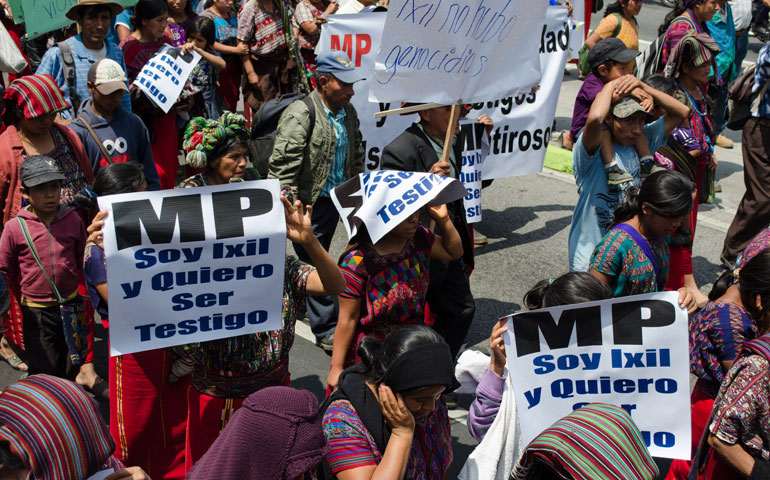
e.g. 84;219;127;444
665;380;715;479
151;112;179;190
216;57;242;112
110;349;189;479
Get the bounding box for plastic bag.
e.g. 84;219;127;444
0;21;27;74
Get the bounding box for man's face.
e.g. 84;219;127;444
89;83;124;114
319;75;355;111
610;111;646;146
78;7;112;48
420;106;460;138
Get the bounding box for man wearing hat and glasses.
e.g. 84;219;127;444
269;50;365;352
567;75;691;272
36;0;131;120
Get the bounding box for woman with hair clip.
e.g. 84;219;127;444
657;0;718;69
588;170;698;312
585;0;643;73
690;256;770;479
322;325;456;479
120;0;179;189
79;163;191;479
658;33;720;306
665;249;770;479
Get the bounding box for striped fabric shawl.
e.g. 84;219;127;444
0;375;120;479
510;403;658;480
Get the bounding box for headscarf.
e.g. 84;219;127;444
0;375;120;479
510;403;658;480
2;74;70;121
663;33;720;79
182;111;249;168
186;386;327;480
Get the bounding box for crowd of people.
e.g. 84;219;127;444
0;0;767;478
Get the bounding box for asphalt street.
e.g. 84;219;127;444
0;3;762;478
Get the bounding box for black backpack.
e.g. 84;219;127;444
727;65;770;130
248;93;316;178
635;16;696;79
57;41;80;115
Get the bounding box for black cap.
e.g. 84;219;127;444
20;156;66;188
587;37;639;70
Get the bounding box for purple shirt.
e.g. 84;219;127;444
570;73;606;141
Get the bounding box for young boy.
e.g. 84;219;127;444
569;38;661;185
0;156;87;378
70;59;161;191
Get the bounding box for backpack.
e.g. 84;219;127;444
57;41;80;115
636;15;696;79
247;93;315;178
577;13;623;78
727;64;770;130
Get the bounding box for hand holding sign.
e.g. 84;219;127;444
429;159;452;177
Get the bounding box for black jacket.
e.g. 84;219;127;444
381;123;473;269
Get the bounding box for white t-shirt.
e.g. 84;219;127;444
729;0;752;31
88;45;107;62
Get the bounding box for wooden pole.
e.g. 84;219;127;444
373;102;445;118
439;103;460;165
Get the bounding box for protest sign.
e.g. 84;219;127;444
469;7;571;179
318;12;414;172
97;181;286;356
133;45;201;113
15;0;137;38
369;0;547;105
568;0;585;59
459;119;486;223
331;170;466;243
502;291;691;460
322;8;569;181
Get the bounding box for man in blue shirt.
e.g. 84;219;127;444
36;0;130;120
568;75;691;271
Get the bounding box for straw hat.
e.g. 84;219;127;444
66;0;124;21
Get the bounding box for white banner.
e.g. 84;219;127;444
471;6;571;179
370;0;547;104
98;181;286;356
503;291;691;460
322;9;569;181
133;45;201;113
331;171;466;243
319;12;414;172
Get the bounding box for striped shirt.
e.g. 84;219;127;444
36;34;132;119
320;102;348;197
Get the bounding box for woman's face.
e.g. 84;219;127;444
693;0;718;22
642;208;686;237
167;0;187;14
402;385;446;418
19;112;56;136
682;60;712;85
212;0;234;12
388;210;420;241
210;145;248;184
622;0;642;16
141;12;169;41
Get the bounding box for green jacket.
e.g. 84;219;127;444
268;90;365;205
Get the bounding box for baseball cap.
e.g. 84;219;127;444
88;59;129;95
316;50;366;84
20;156;66;188
587;37;639;70
611;96;646;119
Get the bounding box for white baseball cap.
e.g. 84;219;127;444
88;59;129;95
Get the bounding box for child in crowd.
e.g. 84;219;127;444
181;16;226;119
70;59;161;191
0;156;86;379
569;38;660;185
166;0;197;47
327;203;464;391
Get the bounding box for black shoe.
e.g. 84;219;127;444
315;333;334;353
753;24;770;40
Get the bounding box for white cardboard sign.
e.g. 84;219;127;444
331;170;466;243
370;0;547;104
503;291;691;460
98;180;286;356
133;45;201;113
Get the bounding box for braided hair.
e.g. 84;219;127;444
182;111;249;168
